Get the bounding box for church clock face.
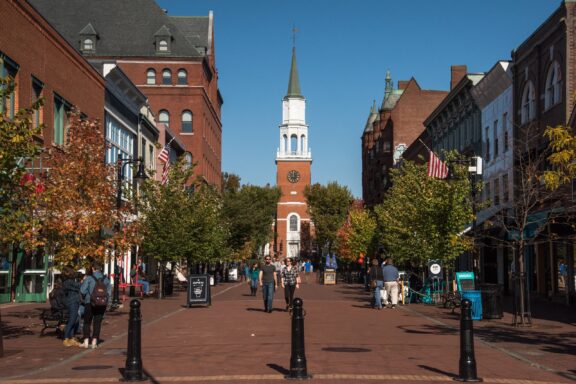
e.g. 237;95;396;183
287;170;301;183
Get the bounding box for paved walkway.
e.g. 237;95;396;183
0;278;574;384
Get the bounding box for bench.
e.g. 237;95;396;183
40;308;69;338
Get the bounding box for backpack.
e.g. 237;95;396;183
49;285;66;311
90;276;108;307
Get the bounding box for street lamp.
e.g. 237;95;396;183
112;154;148;307
446;156;482;273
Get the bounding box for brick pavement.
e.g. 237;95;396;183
0;278;574;384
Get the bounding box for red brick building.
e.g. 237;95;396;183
361;71;447;207
511;0;576;301
275;48;313;260
29;0;223;188
0;0;105;303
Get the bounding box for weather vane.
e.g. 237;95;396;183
292;25;299;48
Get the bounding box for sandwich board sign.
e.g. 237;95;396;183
187;274;211;307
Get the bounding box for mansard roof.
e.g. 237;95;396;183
28;0;208;58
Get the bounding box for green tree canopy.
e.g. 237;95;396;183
304;181;353;254
373;159;473;267
222;173;281;259
335;203;376;262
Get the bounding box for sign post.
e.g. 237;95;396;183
187;274;211;307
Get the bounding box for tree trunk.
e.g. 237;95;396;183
158;262;164;300
514;241;532;326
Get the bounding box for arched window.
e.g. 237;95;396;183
300;134;306;153
545;61;561;110
146;69;156;85
162;69;172;85
177;69;187;85
181;110;193;133
521;81;535;124
289;215;298;232
158;40;168;52
158;109;170;128
290;134;298;155
283;134;288;153
83;38;94;51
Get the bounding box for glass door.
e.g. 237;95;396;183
15;248;48;302
0;244;13;303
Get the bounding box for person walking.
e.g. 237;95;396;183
281;258;300;311
79;262;110;348
369;258;384;309
382;257;399;308
259;256;277;313
249;262;260;296
62;266;81;347
304;259;312;283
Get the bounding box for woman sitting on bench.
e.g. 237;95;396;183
130;262;150;295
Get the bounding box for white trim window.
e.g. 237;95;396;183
544;61;561;110
521;81;535;124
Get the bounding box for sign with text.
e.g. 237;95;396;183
187;274;211;307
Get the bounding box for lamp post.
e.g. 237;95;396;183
447;157;482;273
113;154;148;307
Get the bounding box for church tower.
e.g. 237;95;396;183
275;47;312;259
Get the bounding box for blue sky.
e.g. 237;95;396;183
156;0;560;198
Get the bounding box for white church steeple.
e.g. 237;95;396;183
276;47;311;161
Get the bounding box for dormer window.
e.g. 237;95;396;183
83;38;94;51
78;22;98;54
154;25;172;54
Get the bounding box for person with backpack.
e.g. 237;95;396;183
79;261;110;349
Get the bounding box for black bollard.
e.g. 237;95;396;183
286;298;311;380
123;299;146;381
454;299;482;382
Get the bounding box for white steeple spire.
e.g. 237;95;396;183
276;47;311;161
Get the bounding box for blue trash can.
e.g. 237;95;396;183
461;290;483;320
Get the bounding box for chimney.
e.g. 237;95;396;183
397;80;409;91
450;65;467;90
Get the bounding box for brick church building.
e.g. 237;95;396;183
274;48;313;260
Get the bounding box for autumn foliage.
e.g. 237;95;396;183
43;111;116;267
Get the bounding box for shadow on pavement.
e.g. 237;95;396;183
267;363;289;375
1;323;35;339
398;324;457;335
418;364;456;378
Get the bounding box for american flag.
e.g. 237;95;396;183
157;145;169;163
427;151;448;179
161;159;170;185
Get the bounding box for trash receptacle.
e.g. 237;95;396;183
479;284;503;319
163;270;174;296
461;290;483;320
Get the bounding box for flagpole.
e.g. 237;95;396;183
418;138;432;153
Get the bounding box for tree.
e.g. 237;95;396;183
304;182;353;256
0;78;44;252
222;174;281;259
485;123;572;325
544;124;576;188
335;202;376;262
42;111;116;268
138;158;194;296
373;159;473;269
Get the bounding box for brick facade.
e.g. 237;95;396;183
361;76;447;207
0;0;105;147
